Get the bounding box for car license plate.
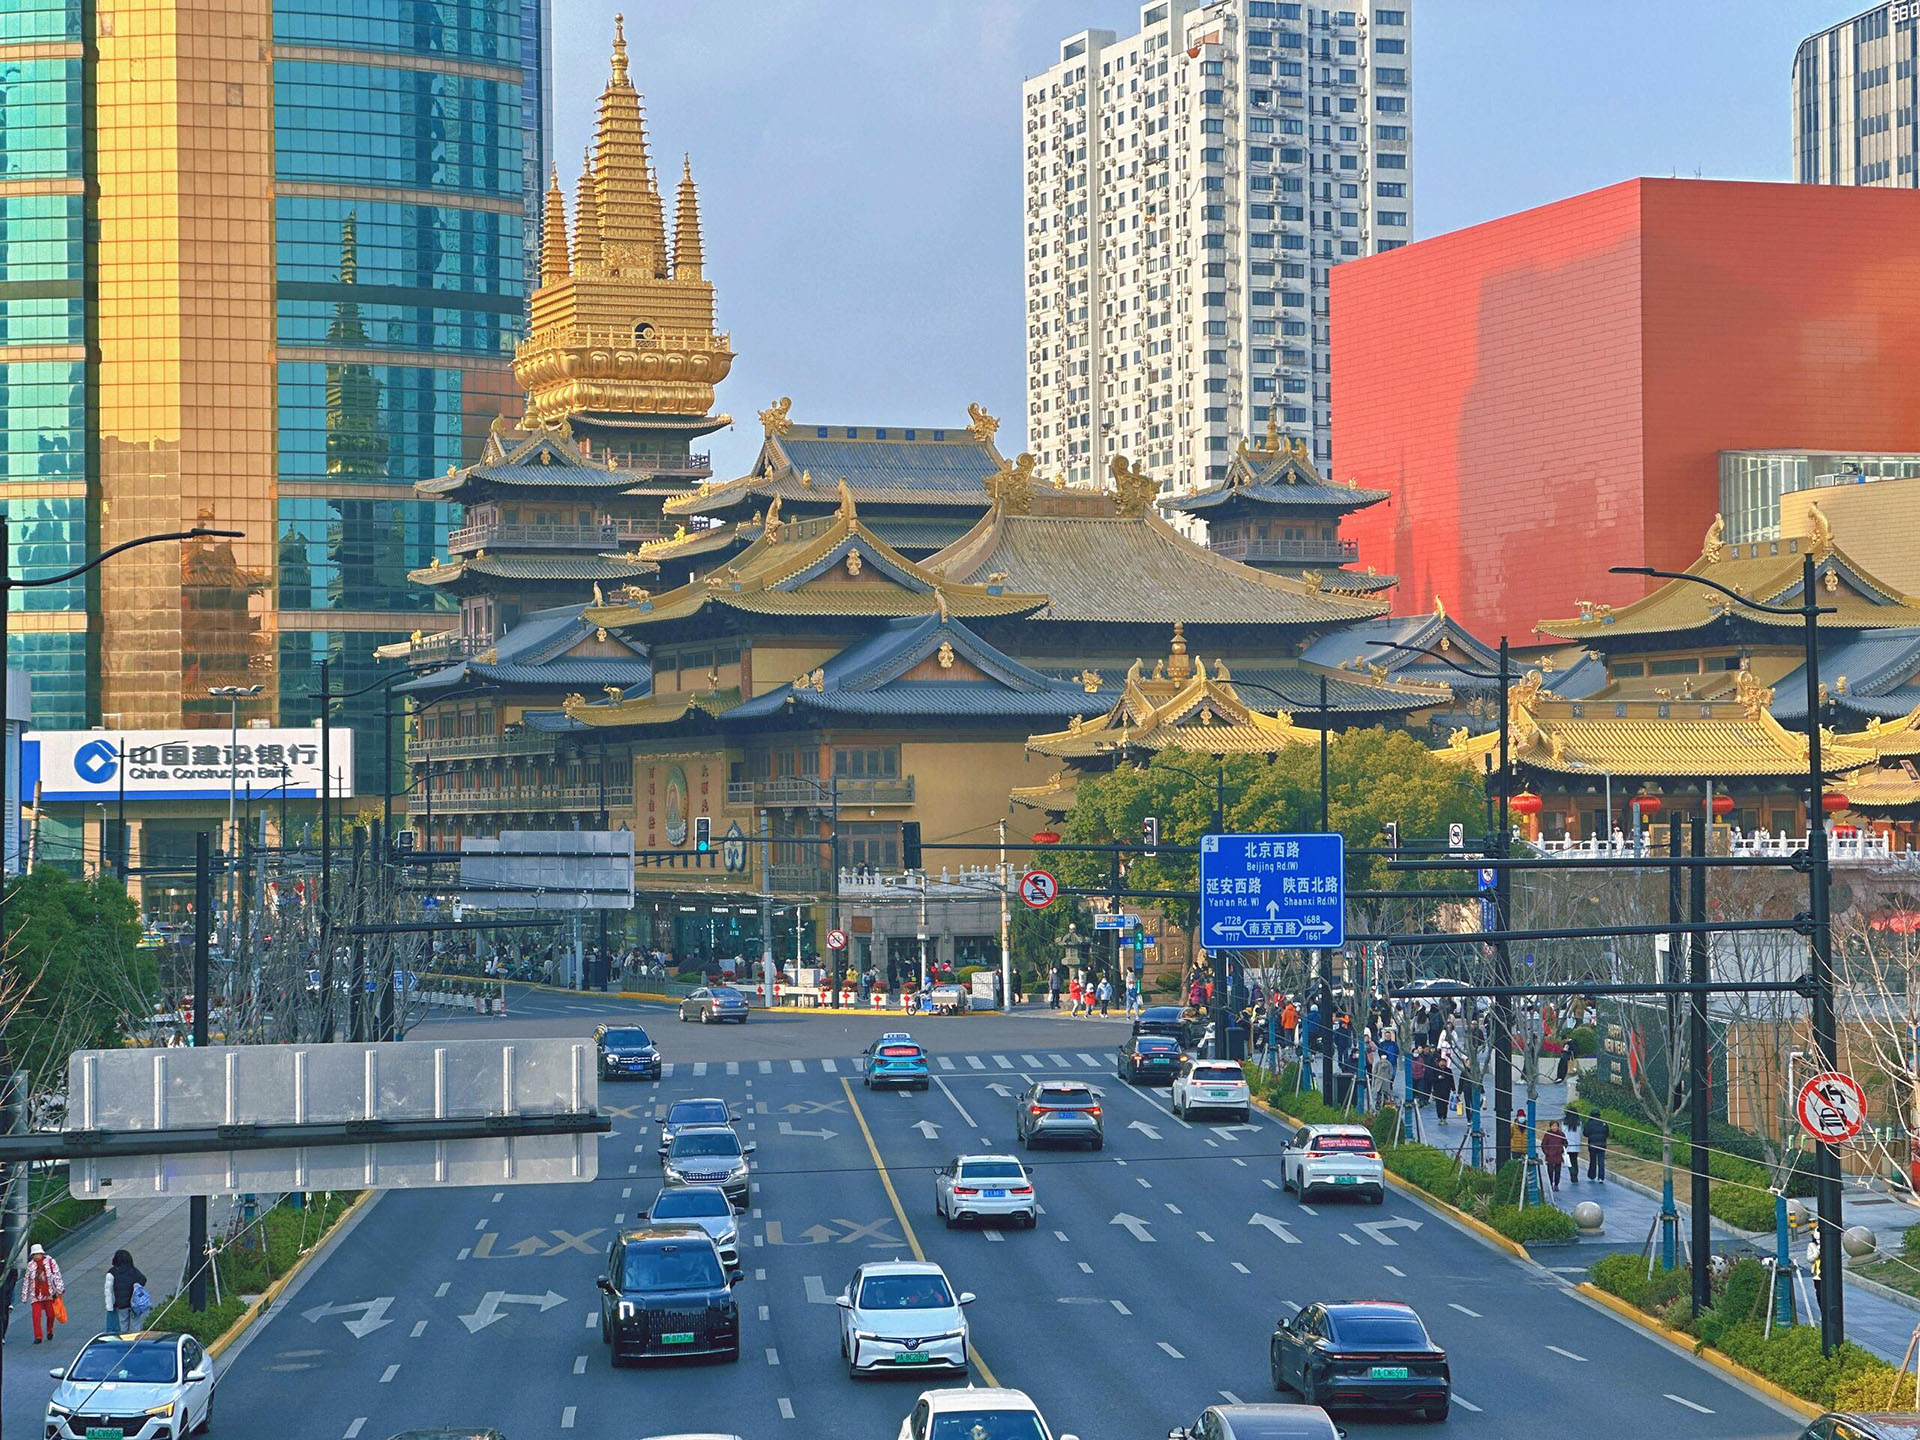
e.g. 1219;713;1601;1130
1336;1175;1358;1184
85;1430;125;1440
1370;1366;1409;1379
896;1351;930;1364
1208;1089;1231;1098
984;1189;1006;1198
661;1332;695;1345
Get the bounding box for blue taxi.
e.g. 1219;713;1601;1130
861;1032;931;1091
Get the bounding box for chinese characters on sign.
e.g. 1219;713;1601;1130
27;729;354;803
1198;833;1345;950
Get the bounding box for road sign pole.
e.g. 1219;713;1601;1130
1689;814;1712;1318
189;832;211;1311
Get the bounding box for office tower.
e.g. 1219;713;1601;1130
1021;0;1411;498
1793;2;1920;188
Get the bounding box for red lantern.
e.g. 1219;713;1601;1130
1710;794;1736;817
1821;793;1850;814
1032;831;1062;845
1509;792;1543;817
1630;795;1663;816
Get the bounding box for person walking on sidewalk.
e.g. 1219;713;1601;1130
1096;977;1112;1016
20;1243;64;1343
1540;1119;1567;1194
105;1249;146;1334
1562;1109;1582;1185
1581;1108;1610;1180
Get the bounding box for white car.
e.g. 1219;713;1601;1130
46;1331;215;1440
898;1387;1079;1440
933;1153;1037;1229
1281;1122;1386;1203
646;1183;741;1268
837;1260;973;1378
1172;1057;1253;1121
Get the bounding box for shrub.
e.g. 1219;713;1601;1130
1489;1202;1578;1244
1568;1025;1599;1058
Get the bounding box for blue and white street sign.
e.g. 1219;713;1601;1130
396;970;418;992
1093;913;1137;931
1478;866;1497;892
1199;833;1345;950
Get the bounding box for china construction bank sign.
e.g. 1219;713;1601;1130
25;729;354;803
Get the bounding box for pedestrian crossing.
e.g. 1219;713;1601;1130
648;1049;1142;1080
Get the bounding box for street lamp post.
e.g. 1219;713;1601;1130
209;683;263;957
1613;553;1844;1350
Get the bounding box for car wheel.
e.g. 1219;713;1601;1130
1371;1189;1386;1205
700;1008;710;1024
196;1394;213;1434
1240;1109;1252;1123
944;1206;959;1229
1022;1133;1034;1151
1090;1137;1104;1151
918;1080;930;1092
1424;1401;1449;1423
1271;1345;1289;1392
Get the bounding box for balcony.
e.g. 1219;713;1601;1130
447;517;675;555
406;783;633;816
766;863;831;895
406;632;491;667
406;731;563;763
1208;536;1359;565
724;777;916;808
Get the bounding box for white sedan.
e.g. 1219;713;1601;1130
838;1261;973;1378
1172;1057;1253;1121
1281;1122;1387;1203
934;1154;1037;1229
898;1387;1079;1440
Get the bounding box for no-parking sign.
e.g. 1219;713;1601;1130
1019;870;1058;909
827;929;848;951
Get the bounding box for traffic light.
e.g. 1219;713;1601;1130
1142;815;1159;856
695;816;711;853
901;821;923;871
1383;820;1399;852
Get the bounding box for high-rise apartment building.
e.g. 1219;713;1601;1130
1021;0;1411;497
0;0;549;788
1793;2;1920;187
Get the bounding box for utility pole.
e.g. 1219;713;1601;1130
1491;636;1515;1170
319;659;335;1041
1689;813;1712;1317
349;828;367;1043
188;832;211;1311
998;818;1011;1016
759;811;773;1006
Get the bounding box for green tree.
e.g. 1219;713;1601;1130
4;868;154;1093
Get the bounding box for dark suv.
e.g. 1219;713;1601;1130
1133;1004;1205;1048
595;1023;661;1081
598;1225;744;1365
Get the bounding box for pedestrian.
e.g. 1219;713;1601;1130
20;1242;63;1344
1562;1109;1582;1184
1583;1108;1609;1180
1126;981;1143;1018
1049;965;1064;1010
1409;1045;1428;1110
1807;1236;1823;1316
105;1249;146;1335
1510;1106;1529;1160
1280;998;1299;1059
1067;975;1083;1015
1096;977;1112;1015
1430;1051;1453;1122
1541;1119;1566;1194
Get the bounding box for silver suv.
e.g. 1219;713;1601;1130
1014;1080;1104;1151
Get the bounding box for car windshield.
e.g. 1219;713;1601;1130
1135;1038;1178;1053
858;1272;954;1309
649;1189;731;1219
958;1161;1025;1180
68;1338;179;1384
1037;1088;1093;1108
929;1411;1048;1440
1142;1008;1182;1022
671;1131;742;1159
603;1028;650;1048
666;1100;730;1127
622;1244;723;1291
1329;1312;1429;1348
712;987;744;1001
1191;1066;1242;1082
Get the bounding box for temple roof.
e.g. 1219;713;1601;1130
667;407;1010;517
529;686;739;734
1770;627;1920;722
1027;626;1333;759
418;422;696;502
1432;667;1876;779
1009;771;1078;814
927;490;1387;628
396;603;651;696
583;487;1047;632
408;551;655;590
1168;428;1390;516
1836;703;1920;760
1300;603;1502;694
1835;761;1920;810
1539;509;1920;643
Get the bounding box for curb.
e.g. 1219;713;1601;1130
1845;1267;1920;1317
204;1190;378;1364
1574;1282;1823;1420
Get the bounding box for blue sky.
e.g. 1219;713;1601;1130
552;1;1847;478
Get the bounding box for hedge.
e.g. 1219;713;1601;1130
1589;1252;1910;1409
1245;1062;1576;1245
142;1191;360;1346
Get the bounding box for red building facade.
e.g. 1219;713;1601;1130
1332;178;1920;640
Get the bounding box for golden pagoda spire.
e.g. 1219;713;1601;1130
571;146;602;272
540;167;570;287
593;13;668;278
672;154;704;281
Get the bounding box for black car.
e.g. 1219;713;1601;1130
1133;1005;1205;1047
599;1224;744;1364
1117;1034;1182;1084
595;1024;661;1081
1270;1302;1449;1420
1169;1404;1339;1440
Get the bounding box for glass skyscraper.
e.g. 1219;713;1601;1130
0;0;549;788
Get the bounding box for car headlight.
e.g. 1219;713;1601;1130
727;1163;749;1180
663;1165;684;1182
853;1329;883;1342
144;1402;177;1418
46;1402;70;1417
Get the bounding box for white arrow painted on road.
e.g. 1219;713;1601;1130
777;1121;839;1140
803;1275;833;1305
1356;1216;1423;1247
987;1083;1014;1098
1248;1212;1302;1245
1210;1124;1257;1143
1127;1120;1163;1141
302;1297;396;1338
1110;1212;1156;1242
459;1289;567;1333
912;1119;941;1140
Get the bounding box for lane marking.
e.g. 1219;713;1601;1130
410;1320;427;1338
1454;1396;1483;1413
380;1364;400;1383
1022;1054;1043;1067
1137;1177;1153;1188
1262;1179;1279;1190
434;1282;450;1299
693;1062;707;1077
967;1055;985;1070
934;1076;977;1128
984;1230;1004;1243
1078;1261;1094;1274
727;1061;740;1076
1340;1233;1359;1246
1165;1203;1182;1215
1111;1299;1131;1315
1196;1231;1214;1243
821;1058;837;1073
842;1076;1000;1388
1232;1262;1251;1274
994;1055;1013;1069
1665;1395;1713;1414
790;1059;805;1074
561;1406;577;1429
457;1247;471;1261
804;1276;832;1305
938;1056;956;1071
1158;1341;1185;1359
1232;1158;1247;1167
344;1422;366;1440
1298;1204;1317;1216
1054;1230;1070;1242
1384;1265;1405;1278
626;1164;636;1175
1449;1302;1481;1318
758;1305;769;1321
1546;1344;1588;1362
621;1187;632;1200
584;1310;597;1329
778;1398;795;1420
759;1060;773;1074
1048;1053;1071;1067
766;1347;780;1366
491;1191;503;1203
1077;1054;1100;1066
474;1218;488;1231
572;1354;586;1374
1219;1391;1243;1405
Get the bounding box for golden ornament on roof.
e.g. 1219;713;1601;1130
592;583;604;606
763;493;783;542
1109;454;1156;518
1078;668;1101;694
810;668;825;692
845;547;863;576
1702;512;1727;564
836;477;856;520
1824;568;1840;593
937;641;955;670
596;627;608;642
562;693;586;717
986;452;1036;514
758;395;793;437
1807;502;1836;562
1433;593;1446;621
603;685;623;701
1263;411;1282;453
966;403;999;442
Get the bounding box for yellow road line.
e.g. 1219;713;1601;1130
841;1076;1000;1388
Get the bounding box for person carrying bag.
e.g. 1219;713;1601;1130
21;1243;64;1343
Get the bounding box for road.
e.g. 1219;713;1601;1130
196;987;1805;1439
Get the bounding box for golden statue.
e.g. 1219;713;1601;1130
1447;726;1471;750
562;693;587;718
1702;512;1727;565
1734;664;1774;719
986;452;1036;514
1291;436;1309;462
936;640;956;670
1078;668;1101;694
836;477;856;520
1109;454;1156;518
809;668;826;692
1262;410;1281;454
1300;570;1323;590
1126;658;1143;684
986;571;1008;588
603;685;623;701
1433;593;1446;621
758;395;793;437
762;493;784;542
845;547;863;576
966;403;999;442
592;583;604;606
1807;502;1836;562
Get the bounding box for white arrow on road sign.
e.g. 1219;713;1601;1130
778;1121;838;1140
302;1296;395;1338
1110;1212;1156;1242
1019;869;1058;910
912;1119;941;1139
1356;1216;1423;1246
459;1289;567;1333
1248;1212;1302;1245
1127;1119;1163;1141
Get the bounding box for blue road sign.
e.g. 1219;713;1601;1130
1093;913;1137;931
1478;866;1497;891
396;970;418;991
1199;833;1345;950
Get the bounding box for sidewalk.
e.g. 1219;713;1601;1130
2;1193;231;1439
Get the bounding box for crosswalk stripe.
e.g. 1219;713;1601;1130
1077;1053;1100;1066
1048;1053;1071;1067
993;1055;1013;1069
821;1058;837;1073
1021;1055;1043;1067
693;1061;708;1077
790;1059;805;1074
758;1060;772;1075
937;1056;955;1071
967;1055;985;1070
661;1063;675;1078
726;1061;740;1076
